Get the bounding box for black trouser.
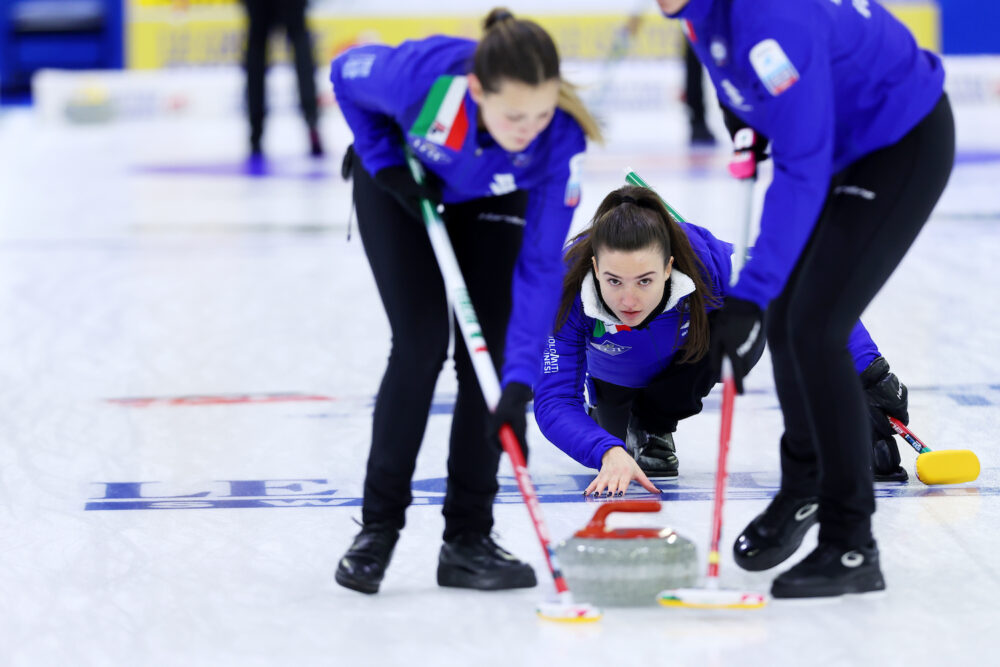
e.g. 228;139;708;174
590;311;754;441
684;41;706;125
242;0;319;145
770;94;954;547
350;156;527;541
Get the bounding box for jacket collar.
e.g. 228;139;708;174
581;269;696;327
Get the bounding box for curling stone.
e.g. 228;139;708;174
554;500;698;607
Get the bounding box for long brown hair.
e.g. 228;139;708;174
556;185;720;363
474;8;603;143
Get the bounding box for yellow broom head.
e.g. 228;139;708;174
916;449;980;485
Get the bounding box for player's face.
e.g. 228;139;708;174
469;76;560;152
656;0;691;16
593;246;674;327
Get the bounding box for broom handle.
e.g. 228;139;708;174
405;150;574;600
888;416;931;455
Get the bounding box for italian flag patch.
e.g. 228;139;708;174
411;76;470;151
593;321;631;337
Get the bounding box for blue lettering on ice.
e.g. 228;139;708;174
85;473;996;511
948;394;992;406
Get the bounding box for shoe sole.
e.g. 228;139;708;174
437;565;537;591
771;574;885;599
874;472;909;483
734;510;819;572
335;568;380;595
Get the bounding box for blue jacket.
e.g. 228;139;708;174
534;220;882;469
331;36;587;387
669;0;945;309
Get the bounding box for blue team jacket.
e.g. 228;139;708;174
330;36;587;387
668;0;945;309
533;220;882;470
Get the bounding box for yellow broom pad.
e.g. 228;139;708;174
916;450;980;485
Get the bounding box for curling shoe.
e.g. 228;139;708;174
437;533;537;590
771;540;885;598
873;437;908;482
334;522;399;594
733;492;819;571
626;426;679;477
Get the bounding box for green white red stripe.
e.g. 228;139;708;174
410;75;470;151
592;321;632;337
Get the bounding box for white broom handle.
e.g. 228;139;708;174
405;153;502;410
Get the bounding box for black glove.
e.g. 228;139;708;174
373;164;441;219
721;105;769;180
488;381;533;462
860;356;909;439
709;297;764;394
340;144;355;180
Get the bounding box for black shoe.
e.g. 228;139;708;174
873;437;908;482
733;492;819;571
771;541;885;598
309;127;325;158
437;533;537;590
626;425;679;477
334;523;400;594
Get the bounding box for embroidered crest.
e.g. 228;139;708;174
564;153;584;207
590;340;632;356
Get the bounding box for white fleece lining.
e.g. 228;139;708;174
581;269;696;328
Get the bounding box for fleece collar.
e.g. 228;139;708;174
581;268;696;329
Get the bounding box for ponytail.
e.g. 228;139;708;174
475;7;604;143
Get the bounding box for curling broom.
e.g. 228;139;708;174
889;417;980;485
405;150;601;623
623;170;767;609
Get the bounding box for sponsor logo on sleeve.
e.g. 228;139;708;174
564;152;584;207
721;79;752;111
749;39;800;96
542;337;560;374
342;53;375;79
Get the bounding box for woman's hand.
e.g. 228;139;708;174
584;446;660;496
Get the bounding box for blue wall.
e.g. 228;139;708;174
0;0;124;100
939;0;1000;54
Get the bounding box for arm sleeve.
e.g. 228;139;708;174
847;320;881;375
728;23;837;309
330;45;410;174
501;123;587;387
533;305;627;470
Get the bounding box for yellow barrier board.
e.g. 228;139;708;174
127;4;940;70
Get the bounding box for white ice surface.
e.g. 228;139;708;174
1;63;998;667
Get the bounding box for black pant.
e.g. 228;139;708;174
350;156;528;541
770;95;954;547
242;0;318;145
591;311;754;441
683;41;707;125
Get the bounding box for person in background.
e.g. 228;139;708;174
658;0;954;598
330;8;602;595
242;0;323;159
683;40;716;146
